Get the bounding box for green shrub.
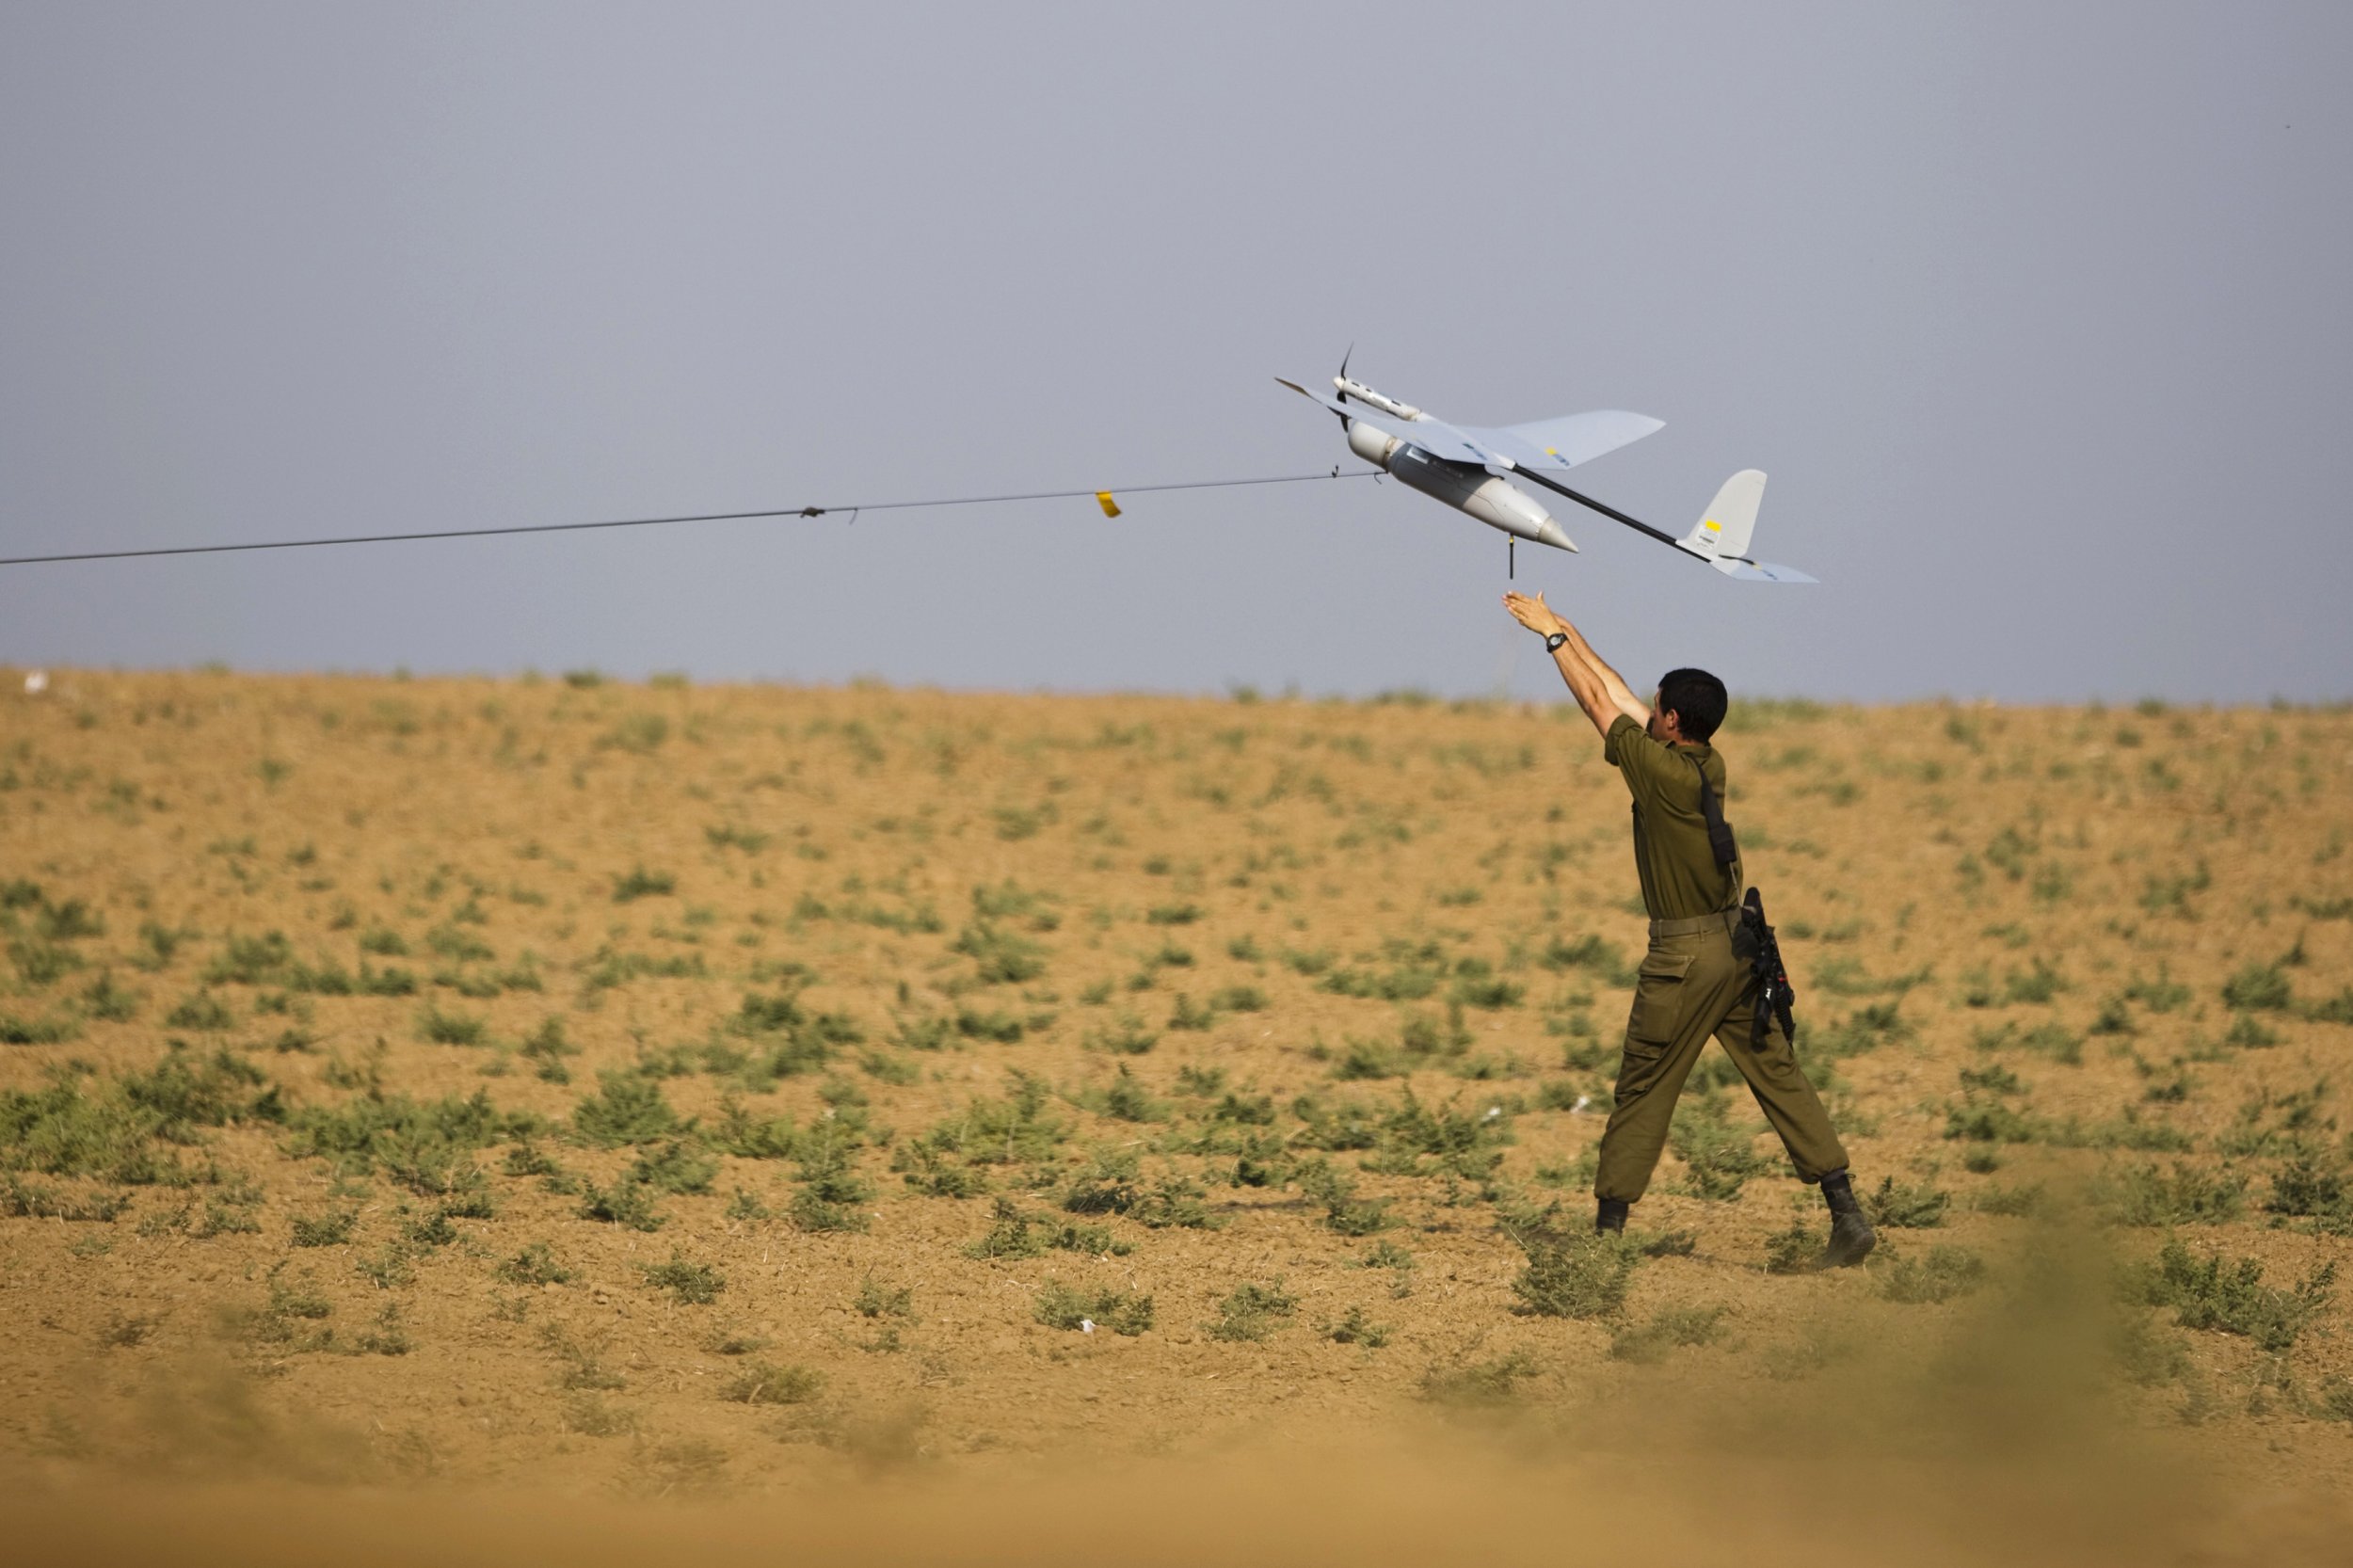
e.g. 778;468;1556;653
612;867;676;903
570;1073;681;1147
284;1087;529;1203
952;920;1047;984
1084;1014;1159;1055
1207;1281;1298;1342
164;991;236;1031
1878;1245;1988;1304
577;1178;664;1231
1;1175;129;1222
2002;959;2065;1005
627;1138;719;1195
2222;963;2293;1012
954;1006;1024;1043
1944;1096;2038;1144
1167;993;1215;1032
1541;934;1636;987
563;1395;637;1437
2266;1154;2350;1220
892;1014;954;1052
1513;1231;1640;1319
35;897;105;942
416;1003;487;1046
640;1251;725;1304
2094;1162;2247;1226
289;1210;357;1247
1326;1305;1391;1347
1977;1182;2045;1217
909;1075;1067;1168
497;1240;574;1286
10;939;82;988
1033;1279;1153;1336
2123;968;2192;1013
720;1361;824;1405
80;972;140;1023
1669;1094;1767;1201
1129;1174;1219;1230
791;1143;873;1233
1450;975;1526;1010
1418;1350;1540;1407
1808;1000;1914;1059
2139;1240;2336;1351
966;1196;1047;1258
1609;1305;1727;1363
1290;1160;1391;1235
0;1011;79;1045
1099;1066;1166;1124
1864;1176;1950;1228
601;712;668;754
1369;1087;1509;1179
1763;1223;1817;1274
854;1276;915;1320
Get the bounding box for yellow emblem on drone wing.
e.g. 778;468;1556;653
1703;519;1721;534
1096;491;1122;519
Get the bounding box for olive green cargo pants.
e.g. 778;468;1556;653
1594;912;1849;1204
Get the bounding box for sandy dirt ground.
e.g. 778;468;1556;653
2;668;2348;1560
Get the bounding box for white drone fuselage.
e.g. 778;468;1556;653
1328;373;1580;553
1342;416;1577;552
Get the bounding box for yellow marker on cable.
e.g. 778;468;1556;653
1095;491;1122;519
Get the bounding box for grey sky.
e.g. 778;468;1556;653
3;2;2346;703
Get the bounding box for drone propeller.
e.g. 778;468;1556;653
1327;344;1356;424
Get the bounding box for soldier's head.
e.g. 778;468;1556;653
1651;667;1728;745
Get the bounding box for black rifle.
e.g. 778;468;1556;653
1739;887;1797;1049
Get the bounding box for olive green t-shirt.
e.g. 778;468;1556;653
1604;712;1742;920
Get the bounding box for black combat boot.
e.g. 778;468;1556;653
1595;1197;1629;1235
1816;1171;1876;1268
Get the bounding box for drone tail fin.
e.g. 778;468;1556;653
1681;470;1817;582
1681;470;1764;562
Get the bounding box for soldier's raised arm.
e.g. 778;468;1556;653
1501;591;1649;738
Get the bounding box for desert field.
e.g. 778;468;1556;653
3;666;2349;1562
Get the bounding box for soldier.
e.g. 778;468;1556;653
1502;590;1874;1268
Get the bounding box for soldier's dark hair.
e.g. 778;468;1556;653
1657;668;1729;743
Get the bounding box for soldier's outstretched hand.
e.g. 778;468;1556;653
1503;591;1568;638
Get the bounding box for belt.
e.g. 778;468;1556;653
1647;908;1741;939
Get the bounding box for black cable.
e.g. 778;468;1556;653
0;469;1382;567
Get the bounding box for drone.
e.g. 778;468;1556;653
2;357;1818;580
1277;356;1815;583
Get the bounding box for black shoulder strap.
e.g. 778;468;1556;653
1690;755;1738;870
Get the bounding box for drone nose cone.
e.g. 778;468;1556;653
1535;518;1578;552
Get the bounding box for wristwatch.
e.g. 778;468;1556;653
1544;632;1569;652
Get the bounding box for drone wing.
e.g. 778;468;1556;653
1454;410;1665;472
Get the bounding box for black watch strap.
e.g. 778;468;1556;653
1544;632;1569;652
